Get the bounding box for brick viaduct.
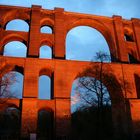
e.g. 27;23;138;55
0;4;140;139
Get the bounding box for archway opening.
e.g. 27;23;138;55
40;26;53;34
124;28;134;42
66;26;110;62
39;46;52;59
134;74;140;98
71;77;113;140
5;19;29;32
3;41;27;58
124;34;134;42
39;75;51;99
37;110;53;140
128;53;138;64
0;107;20;139
1;71;24;99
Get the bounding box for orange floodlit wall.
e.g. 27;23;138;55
0;5;140;139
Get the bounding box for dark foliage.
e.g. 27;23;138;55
0;108;20;139
71;105;113;140
70;52;131;140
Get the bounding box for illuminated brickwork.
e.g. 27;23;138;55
0;5;140;139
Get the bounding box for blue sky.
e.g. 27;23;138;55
2;0;140;61
0;0;140;19
1;0;140;112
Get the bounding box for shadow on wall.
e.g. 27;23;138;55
0;107;21;140
37;109;54;140
70;55;133;140
133;120;140;140
71;105;113;140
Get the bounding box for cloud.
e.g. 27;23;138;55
71;92;80;106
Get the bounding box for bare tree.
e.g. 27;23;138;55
71;51;130;140
75;51;111;110
74;51;130;110
0;59;16;103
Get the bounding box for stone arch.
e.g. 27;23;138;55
134;73;140;98
2;67;24;99
124;27;134;42
73;67;124;102
38;107;54;114
0;59;24;76
1;10;30;28
66;26;110;61
71;76;113;139
39;75;51;99
6;64;24;75
3;41;27;58
40;38;53;47
13;65;24;75
0;103;20;112
40;26;53;34
40;18;54;28
70;66;126;138
5;19;29;32
39;68;53;99
66;19;116;60
128;52;138;64
40;39;53;59
37;108;54;140
39;68;53;78
72;75;124;108
1;33;27;50
0;105;21;138
71;76;111;107
39;45;52;59
40;18;54;34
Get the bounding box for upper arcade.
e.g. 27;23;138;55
0;5;140;63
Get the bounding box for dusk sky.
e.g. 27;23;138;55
0;0;140;19
1;0;140;60
1;0;140;111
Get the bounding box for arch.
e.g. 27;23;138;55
3;41;27;57
13;65;24;75
134;74;140;98
39;68;52;77
0;103;19;111
0;107;21;138
70;62;126;135
2;10;30;28
38;107;53;113
2;71;24;99
66;26;111;61
124;27;134;42
2;33;27;47
5;19;29;32
75;68;124;101
67;19;116;60
40;18;54;28
40;26;53;34
1;34;27;55
1;63;24;76
40;38;53;47
128;53;138;64
39;45;52;59
71;76;111;112
71;76;113;139
39;75;51;100
37;109;53;140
